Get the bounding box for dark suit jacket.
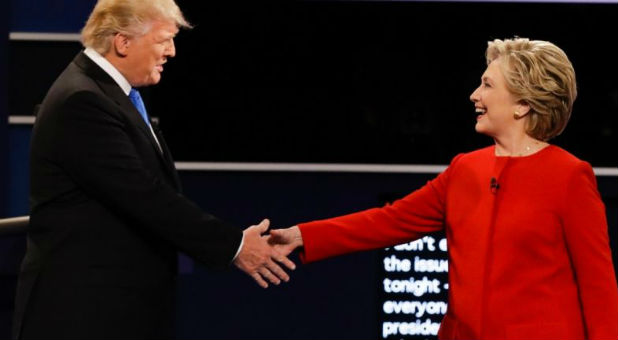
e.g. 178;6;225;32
13;52;243;339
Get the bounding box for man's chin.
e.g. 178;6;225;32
145;74;162;86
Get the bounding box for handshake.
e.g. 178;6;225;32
232;219;304;288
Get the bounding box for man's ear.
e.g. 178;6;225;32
112;33;131;57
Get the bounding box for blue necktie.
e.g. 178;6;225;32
128;88;150;126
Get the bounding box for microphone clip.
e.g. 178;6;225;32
490;177;500;194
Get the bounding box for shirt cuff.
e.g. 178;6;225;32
231;232;245;262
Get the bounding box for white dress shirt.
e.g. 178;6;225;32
83;48;162;152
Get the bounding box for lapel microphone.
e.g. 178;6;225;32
490;177;500;194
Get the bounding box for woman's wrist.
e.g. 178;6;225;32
291;225;304;247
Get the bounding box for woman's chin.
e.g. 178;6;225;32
474;123;484;134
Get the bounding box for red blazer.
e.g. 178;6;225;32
299;145;618;340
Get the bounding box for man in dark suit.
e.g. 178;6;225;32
12;0;294;338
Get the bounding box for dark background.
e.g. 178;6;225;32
154;1;618;165
2;1;617;339
6;1;618;166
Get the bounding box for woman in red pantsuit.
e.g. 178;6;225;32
270;38;618;339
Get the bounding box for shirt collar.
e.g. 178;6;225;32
83;47;132;95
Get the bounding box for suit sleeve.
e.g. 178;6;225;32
52;90;242;268
298;156;459;263
562;161;618;339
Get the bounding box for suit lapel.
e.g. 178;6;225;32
72;52;179;186
151;121;182;191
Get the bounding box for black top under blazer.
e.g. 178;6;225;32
12;52;242;339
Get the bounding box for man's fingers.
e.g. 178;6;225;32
266;260;290;282
251;272;268;289
256;219;270;234
258;266;281;285
274;254;296;271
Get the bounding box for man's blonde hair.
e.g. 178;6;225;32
81;0;191;54
487;38;577;141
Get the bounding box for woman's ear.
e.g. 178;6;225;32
517;101;531;116
514;101;531;120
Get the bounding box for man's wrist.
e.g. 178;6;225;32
231;231;245;262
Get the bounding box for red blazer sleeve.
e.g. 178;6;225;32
298;155;461;263
562;161;618;339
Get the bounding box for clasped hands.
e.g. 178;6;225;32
233;219;304;288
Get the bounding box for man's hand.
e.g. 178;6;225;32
233;219;296;288
268;225;304;257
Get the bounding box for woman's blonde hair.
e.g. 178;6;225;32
81;0;191;54
486;37;577;141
